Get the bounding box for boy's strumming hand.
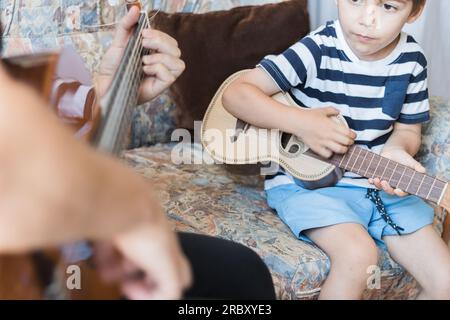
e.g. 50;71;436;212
295;107;357;159
369;147;426;197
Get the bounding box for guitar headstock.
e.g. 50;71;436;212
3;52;59;103
126;0;142;10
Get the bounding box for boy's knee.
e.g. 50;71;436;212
330;240;379;271
427;271;450;299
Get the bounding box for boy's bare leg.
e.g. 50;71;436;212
305;223;378;300
384;225;450;300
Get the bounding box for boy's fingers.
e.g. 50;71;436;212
323;107;340;117
371;178;383;190
326;141;348;154
394;188;408;197
315;146;333;159
381;181;395;195
333;131;355;146
415;162;427;173
334;125;356;141
113;6;140;47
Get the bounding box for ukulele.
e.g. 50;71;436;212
0;0;151;299
201;70;450;242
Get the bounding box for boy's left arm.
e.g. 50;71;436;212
369;122;426;196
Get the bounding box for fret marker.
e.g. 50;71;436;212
405;171;416;193
426;179;436;201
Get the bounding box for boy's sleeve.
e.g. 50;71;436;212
257;35;322;92
398;63;430;124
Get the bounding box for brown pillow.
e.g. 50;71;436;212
151;0;310;131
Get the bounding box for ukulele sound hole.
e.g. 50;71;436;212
289;144;300;154
281;132;292;149
280;132;304;157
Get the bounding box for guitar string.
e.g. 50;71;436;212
102;15;144;152
111;14;148;152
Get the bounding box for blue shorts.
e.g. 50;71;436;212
266;182;435;249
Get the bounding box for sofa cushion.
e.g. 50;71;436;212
123;142;447;299
151;0;310;131
124;93;450;298
417;96;450;181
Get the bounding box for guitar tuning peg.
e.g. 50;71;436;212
126;0;142;11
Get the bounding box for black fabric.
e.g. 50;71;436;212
366;189;405;235
178;232;276;300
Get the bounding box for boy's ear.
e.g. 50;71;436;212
407;1;426;24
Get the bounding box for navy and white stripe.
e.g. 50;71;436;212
258;20;430;189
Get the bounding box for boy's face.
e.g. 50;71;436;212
336;0;423;61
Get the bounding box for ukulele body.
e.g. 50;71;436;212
202;70;450;244
201;70;347;189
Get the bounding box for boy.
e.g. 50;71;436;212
223;0;450;299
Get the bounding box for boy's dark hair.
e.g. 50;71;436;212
412;0;426;15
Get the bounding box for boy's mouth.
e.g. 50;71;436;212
353;33;376;43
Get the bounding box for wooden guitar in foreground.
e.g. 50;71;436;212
201;70;450;243
0;0;150;299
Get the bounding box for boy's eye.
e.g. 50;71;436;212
349;0;364;5
383;3;398;11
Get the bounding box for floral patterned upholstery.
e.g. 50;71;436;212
2;0;448;299
122;124;448;300
1;0;282;147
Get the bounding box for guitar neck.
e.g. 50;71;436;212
95;11;149;155
320;145;448;205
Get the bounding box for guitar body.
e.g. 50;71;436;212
1;51;120;300
0;0;154;299
201;70;347;189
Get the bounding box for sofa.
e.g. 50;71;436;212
2;0;449;300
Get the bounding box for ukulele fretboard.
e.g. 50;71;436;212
325;145;447;204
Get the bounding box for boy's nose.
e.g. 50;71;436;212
360;5;377;29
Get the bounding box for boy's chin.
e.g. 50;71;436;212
352;45;383;60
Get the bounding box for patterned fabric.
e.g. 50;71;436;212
122;139;448;300
1;0;283;148
417;96;450;181
2;0;448;300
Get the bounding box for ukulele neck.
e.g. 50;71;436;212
319;145;448;204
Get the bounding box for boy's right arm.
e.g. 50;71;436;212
222;68;356;158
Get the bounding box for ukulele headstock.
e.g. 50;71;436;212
438;183;450;212
437;184;450;244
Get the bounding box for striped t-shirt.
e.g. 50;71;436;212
258;20;430;190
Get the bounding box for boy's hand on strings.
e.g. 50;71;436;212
296;107;357;159
369;146;426;197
